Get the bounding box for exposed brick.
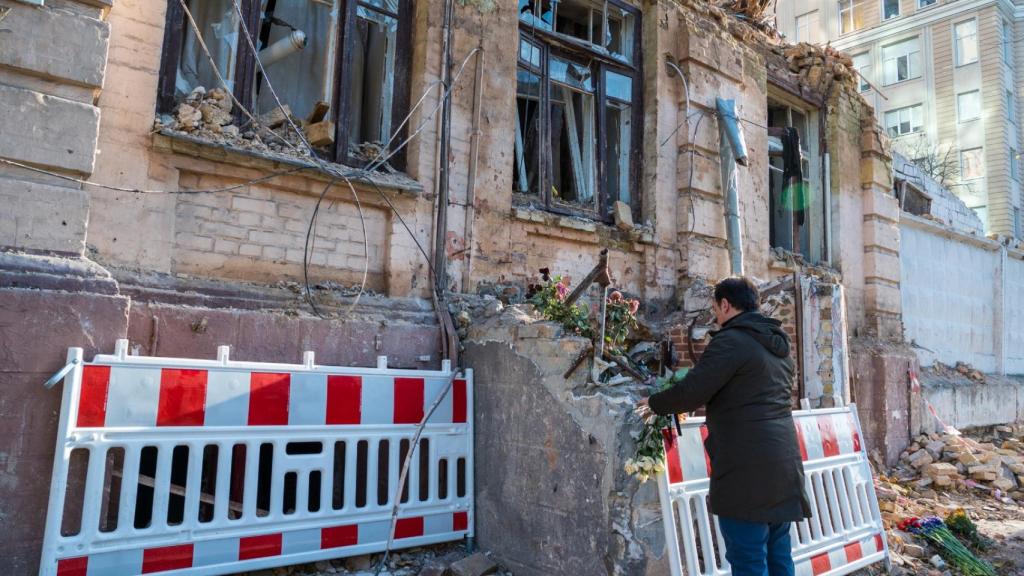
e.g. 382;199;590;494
232;196;277;216
175;233;213;251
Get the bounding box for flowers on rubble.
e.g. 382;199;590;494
624;368;689;483
605;291;640;355
899;515;996;576
528;272;593;337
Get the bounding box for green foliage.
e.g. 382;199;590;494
604;291;639;355
528;274;593;337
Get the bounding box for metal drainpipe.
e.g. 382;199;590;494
716;98;748;276
461;48;485;293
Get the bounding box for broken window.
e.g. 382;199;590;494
955;20;978;66
881;37;920;85
960;147;985;180
157;0;413;168
838;0;868;35
884;104;923;138
767;96;825;264
515;0;642;221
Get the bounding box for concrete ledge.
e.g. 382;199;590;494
919;372;1024;432
0;1;110;88
0;176;88;254
0;83;100;174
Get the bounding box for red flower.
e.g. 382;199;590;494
609;290;623;303
628;299;639;314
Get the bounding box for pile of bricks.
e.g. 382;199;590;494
870;426;1024;574
781;42;857;92
900;426;1024;500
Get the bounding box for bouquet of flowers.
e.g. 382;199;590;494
897;516;996;576
623;368;688;483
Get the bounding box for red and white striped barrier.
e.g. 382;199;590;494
40;341;473;576
658;406;889;576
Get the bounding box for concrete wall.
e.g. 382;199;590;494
900;213;1024;375
919;376;1024;432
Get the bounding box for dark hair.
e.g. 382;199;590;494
713;277;760;312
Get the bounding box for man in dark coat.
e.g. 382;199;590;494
639;277;811;576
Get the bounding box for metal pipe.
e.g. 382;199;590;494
433;0;455;297
461;48;485;292
257;30;306;67
716;98;746;276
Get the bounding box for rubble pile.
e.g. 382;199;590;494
236;546;506;576
869;425;1024;574
779;42;858;93
155;86;345;161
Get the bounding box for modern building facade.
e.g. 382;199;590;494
778;0;1024;238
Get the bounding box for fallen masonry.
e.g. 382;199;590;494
864;425;1024;575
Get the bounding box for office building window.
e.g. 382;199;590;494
884;104;923;137
960;147;984;180
882;37;921;85
795;11;819;43
883;0;899;20
955;20;979;66
1011;148;1020;181
957;90;981;122
838;0;868;35
852;52;871;92
1004;20;1013;64
1009;90;1016;122
918;0;936;7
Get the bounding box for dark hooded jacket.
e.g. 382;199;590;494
649;311;812;524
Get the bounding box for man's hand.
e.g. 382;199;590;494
635;396;655;423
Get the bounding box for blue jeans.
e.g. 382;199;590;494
717;516;795;576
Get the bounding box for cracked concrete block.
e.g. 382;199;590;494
0;83;100;173
0;2;110;89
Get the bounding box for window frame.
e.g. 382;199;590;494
1011;147;1019;182
795;10;818;43
918;0;937;9
514;0;644;222
767;92;826;264
955;19;979;67
838;0;858;35
156;0;414;169
881;36;921;86
884;104;923;138
852;52;872;92
957;90;981;123
881;0;900;21
960;147;985;181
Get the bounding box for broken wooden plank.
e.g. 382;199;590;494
306;101;330;124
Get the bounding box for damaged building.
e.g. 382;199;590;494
0;0;1020;574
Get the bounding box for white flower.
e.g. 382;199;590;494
638;473;650;483
653;460;666;473
624;461;637;475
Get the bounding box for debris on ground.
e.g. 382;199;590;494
235;545;509;576
855;424;1024;575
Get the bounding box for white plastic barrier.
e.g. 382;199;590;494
658;406;889;576
40;340;473;576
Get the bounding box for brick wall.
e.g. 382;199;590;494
173;171;388;287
